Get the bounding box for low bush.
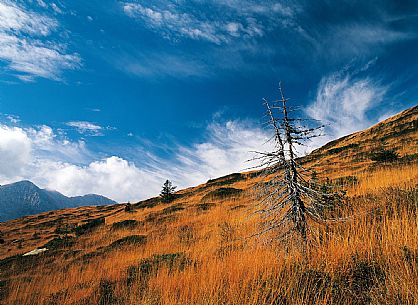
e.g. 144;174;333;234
0;279;9;300
127;252;190;286
370;149;399;162
43;236;75;250
333;175;358;186
111;220;140;230
74;218;105;236
328;143;359;154
107;235;147;249
207;173;245;186
202;187;243;202
161;204;184;215
331;257;385;305
196;202;215;211
98;280;117;305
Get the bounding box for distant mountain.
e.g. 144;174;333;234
0;180;117;222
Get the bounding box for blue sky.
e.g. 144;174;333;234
0;0;417;201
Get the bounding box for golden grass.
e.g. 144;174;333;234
1;105;417;304
349;163;418;196
0;163;417;305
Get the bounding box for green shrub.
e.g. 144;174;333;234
333;175;358;186
0;279;9;300
332;257;385;305
126;252;190;290
401;246;417;268
139;253;189;275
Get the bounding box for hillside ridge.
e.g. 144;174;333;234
0;105;416;305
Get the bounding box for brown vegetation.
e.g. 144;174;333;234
0;106;416;305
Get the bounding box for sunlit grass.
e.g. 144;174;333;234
1;161;416;305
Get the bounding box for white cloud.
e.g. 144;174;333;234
306;68;388;143
35;156;161;203
0;125;31;179
122;2;276;44
36;0;47;8
166;120;271;185
121;52;209;78
0;118;271;202
225;22;241;36
66;121;103;135
321;24;418;59
0;123;131;200
0;0;80;80
6;114;20;124
50;3;62;14
211;0;296;17
117;1;300;78
0;1;56;35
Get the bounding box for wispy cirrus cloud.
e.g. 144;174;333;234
306;64;388;143
142;119;271;186
118;51;209;78
116;1;296;78
123;3;258;44
118;0;418;81
0;0;80;81
65;121;112;136
121;1;295;44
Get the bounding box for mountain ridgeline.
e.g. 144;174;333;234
0;181;116;221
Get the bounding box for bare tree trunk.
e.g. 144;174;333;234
250;82;345;250
280;84;307;243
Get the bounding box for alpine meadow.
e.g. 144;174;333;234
0;1;417;305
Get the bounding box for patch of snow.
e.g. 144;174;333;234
22;248;48;256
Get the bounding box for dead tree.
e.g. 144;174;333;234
251;83;344;245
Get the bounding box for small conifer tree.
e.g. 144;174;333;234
160;180;177;203
124;201;132;212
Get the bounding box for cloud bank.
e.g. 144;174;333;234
0;119;270;202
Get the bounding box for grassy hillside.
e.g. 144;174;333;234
301;105;418;179
0;106;417;305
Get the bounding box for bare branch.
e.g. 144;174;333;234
248;82;347;250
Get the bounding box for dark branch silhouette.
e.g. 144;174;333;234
250;82;345;247
160;180;177;203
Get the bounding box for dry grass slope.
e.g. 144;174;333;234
0;106;417;305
